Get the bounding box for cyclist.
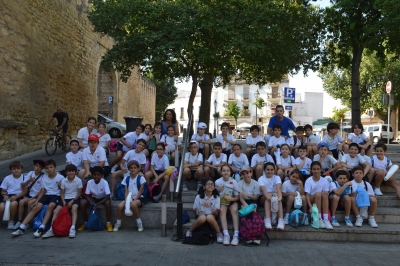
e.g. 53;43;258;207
46;107;69;150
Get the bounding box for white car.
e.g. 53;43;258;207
97;114;126;138
364;124;394;144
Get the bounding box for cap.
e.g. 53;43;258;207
189;140;199;146
33;158;46;168
240;164;252;174
197;122;207;129
88;134;99;142
318;142;329;150
127;160;140;168
70;138;79;145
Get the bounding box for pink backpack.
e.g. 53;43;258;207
239;212;269;245
109;140;119;152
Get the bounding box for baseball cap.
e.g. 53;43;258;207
33;158;46;168
70;138;80;145
88;134;99;142
127;160;140;168
240;164;252;174
197;122;207;129
318;142;329;150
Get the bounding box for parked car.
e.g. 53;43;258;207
97;114;126;138
364;124;394;144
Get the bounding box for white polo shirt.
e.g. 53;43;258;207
161;135;182;154
246;135;263;147
191;133;210;149
122;132;140;152
340;154;366;169
151;153;170;171
251;153;274;167
304;176;329;196
348;133;369;144
0;174;25;195
77;127;97;147
121;175;146;199
216;133;235;151
282;180;300;193
25;171;44;197
314;154;338;170
206;153;227;165
85;178;110;199
193;194;221;215
228;153;249;171
123;150;147;168
98;133;111;148
41;174;64;196
322;134;344;150
61;176;83;199
66;151;84;170
258;175;281;194
83;146;109;168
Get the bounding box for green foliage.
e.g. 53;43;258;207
213;112;220;120
226;102;240;129
240;109;250;117
253;97;265;110
332;107;348;122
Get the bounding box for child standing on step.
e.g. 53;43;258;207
114;160;147;232
259;162;285;230
186;178;222;243
160;125;181;162
216;165;240;246
304;161;333;230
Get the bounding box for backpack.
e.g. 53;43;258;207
239;212;268;245
33;205;51;231
109;140;119;152
370;156;390;169
52;206;72;237
289;209;306;228
86;206;104;231
182;222;215;245
125;175;149;203
148;183;161;202
116;181;125;200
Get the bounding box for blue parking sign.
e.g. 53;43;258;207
284;87;295;103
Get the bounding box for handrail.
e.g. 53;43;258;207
174;106;193;240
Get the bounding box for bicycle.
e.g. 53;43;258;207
45;128;72;156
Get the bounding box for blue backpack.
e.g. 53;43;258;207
86;206;104;231
289;210;306;228
33;205;51;231
116;181;125;200
124;175;149;203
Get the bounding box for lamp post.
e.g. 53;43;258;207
214;99;217;138
254;89;260;126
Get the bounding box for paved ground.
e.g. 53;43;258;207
0;228;399;265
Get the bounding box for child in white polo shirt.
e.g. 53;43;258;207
78;166;112;232
0;161;28;230
82;134;110;179
63;139;85;178
41;164;83;239
204;142;227;180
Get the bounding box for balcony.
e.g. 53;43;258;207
224;91;236;102
242;92;250;102
240;109;250;117
267;92;281;105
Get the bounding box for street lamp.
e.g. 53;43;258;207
214;99;217;138
254;89;260;126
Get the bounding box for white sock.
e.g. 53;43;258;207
39;224;45;229
369;216;374;219
20;224;26;230
234;230;239;237
49;226;52;231
186;231;192;237
136;218;142;224
116;219;122;225
223;230;229;236
71;225;75;230
344;216;349;219
323;214;328;220
356;215;361;218
331;216;336;219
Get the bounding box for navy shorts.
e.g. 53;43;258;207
125;197;146;208
59;198;80;206
244;199;257;205
155;170;165;176
116;143;124;152
222;150;231;161
92;197;108;204
6;194;22;203
39;195;61;205
330;149;339;160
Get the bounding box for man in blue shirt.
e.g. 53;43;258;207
267;105;296;138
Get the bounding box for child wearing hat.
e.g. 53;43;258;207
82;134;111;179
191;122;211;160
313;142;342;179
238;165;260;208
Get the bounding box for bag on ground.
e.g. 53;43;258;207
289;209;306;228
182;222;215;245
148;183;161;201
239;211;266;242
33;205;51;231
86;207;104;231
53;206;72;237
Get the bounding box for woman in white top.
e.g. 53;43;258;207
97;123;111;154
77;117;97;149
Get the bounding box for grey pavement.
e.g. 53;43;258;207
0;228;400;266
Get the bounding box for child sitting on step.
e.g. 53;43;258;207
182;141;204;192
329;170;353;228
282;169;307;225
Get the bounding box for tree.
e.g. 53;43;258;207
253;97;265;113
143;72;178;121
332;107;348;122
226;102;240;129
322;0;400;125
89;0;322;129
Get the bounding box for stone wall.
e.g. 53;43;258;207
0;0;155;160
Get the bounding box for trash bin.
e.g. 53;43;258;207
124;116;143;133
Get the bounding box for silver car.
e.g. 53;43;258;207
97;114;126;138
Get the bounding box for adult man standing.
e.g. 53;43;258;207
46;107;69;150
267;105;296;138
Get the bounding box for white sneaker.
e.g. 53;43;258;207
264;218;272;230
111;165;118;173
33;228;44;238
197;183;202;192
324;219;333;230
42;230;54;238
11;228;25;236
217;233;223;244
13;221;21;230
7;222;15;230
355;217;363;227
182;183;188;192
153;193;162;202
284;216;289;225
345;218;353;228
69;228;76;238
368;217;378;228
374;188;383;196
223;235;230;245
113;223;121;232
331;217;340;227
319;218;326;229
231;236;239;246
304;215;309;226
271;212;278;225
253;239;261;245
277;218;285;230
137;222;144;232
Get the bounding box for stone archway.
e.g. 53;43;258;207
97;64;118;119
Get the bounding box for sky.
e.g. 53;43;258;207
175;0;342;118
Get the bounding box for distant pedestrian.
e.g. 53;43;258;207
46;107;69;150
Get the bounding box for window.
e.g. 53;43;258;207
243;86;249;100
272;87;279;98
228;86;235;100
180;107;184;119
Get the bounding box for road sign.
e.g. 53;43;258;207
108;96;113;104
284;87;295;103
285;106;293;110
386;81;392;94
368;110;374;117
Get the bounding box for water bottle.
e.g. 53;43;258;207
125;192;133;216
355;186;370;208
238;203;256;217
2;200;10;221
271;193;279;213
311;203;320;229
325;172;332;184
234;171;241;183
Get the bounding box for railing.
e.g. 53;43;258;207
174;106;193;240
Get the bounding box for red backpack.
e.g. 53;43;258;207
239;212;269;246
53;206;72;237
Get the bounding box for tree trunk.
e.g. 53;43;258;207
199;73;214;134
351;45;364;125
187;75;198;138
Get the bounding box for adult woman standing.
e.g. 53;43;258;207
77;117;97;149
160;109;180;136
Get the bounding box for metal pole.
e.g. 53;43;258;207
387;94;390;145
213;104;217;138
255;107;258;126
161;194;167;236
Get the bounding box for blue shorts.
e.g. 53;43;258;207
6;194;22;203
58;198;80;206
39;195;61;205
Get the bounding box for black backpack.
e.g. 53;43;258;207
182;222;215;245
